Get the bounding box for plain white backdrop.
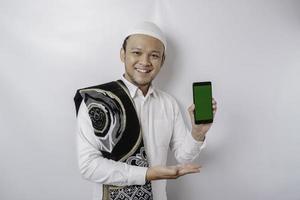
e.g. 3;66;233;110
1;0;300;199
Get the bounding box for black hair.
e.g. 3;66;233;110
122;36;131;52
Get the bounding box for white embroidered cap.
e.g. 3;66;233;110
124;21;167;51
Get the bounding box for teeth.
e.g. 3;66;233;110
136;68;149;73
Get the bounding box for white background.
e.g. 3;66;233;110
1;0;300;199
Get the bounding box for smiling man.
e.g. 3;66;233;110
121;33;164;96
74;21;217;200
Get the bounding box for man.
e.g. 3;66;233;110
74;21;217;200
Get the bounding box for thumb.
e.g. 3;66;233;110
188;104;195;123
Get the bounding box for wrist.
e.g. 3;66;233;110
146;167;154;181
192;131;206;141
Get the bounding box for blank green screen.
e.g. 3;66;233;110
194;85;213;121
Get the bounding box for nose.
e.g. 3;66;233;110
139;54;150;66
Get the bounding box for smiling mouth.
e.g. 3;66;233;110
135;68;151;73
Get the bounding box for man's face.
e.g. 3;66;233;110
120;34;165;88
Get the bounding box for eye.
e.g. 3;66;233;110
132;51;141;55
151;54;160;59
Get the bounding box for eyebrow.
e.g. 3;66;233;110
130;48;142;51
130;48;162;54
151;50;161;54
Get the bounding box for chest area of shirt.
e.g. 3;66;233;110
134;98;173;147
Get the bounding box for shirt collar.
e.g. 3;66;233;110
121;75;156;98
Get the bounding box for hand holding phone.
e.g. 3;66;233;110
193;82;213;124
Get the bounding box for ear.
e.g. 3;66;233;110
120;48;125;63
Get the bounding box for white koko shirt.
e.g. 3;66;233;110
76;76;205;200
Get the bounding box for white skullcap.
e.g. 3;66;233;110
124;21;167;51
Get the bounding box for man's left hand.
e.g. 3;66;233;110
188;98;217;141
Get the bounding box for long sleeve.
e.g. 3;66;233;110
169;100;206;164
76;101;147;186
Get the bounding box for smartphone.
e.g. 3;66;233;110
193;82;213;124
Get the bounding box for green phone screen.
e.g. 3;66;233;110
193;83;213;123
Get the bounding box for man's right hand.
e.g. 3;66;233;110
146;164;201;181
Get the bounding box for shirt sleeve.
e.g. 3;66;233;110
76;101;147;186
169;99;206;164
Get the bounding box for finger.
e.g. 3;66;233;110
212;99;217;109
179;164;201;170
188;104;195;113
212;100;217;108
181;164;201;174
187;104;195;123
213;105;217;112
168;164;201;174
212;99;217;117
160;165;201;179
178;167;200;176
177;164;201;173
163;168;199;179
212;98;217;105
